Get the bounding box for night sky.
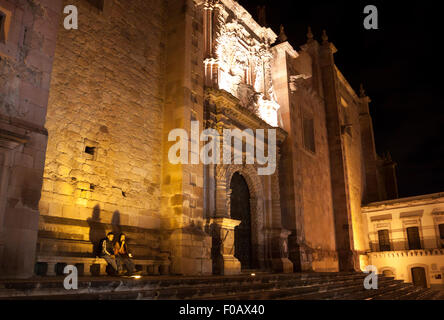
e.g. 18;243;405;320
240;0;443;198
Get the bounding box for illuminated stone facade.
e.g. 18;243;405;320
0;0;62;278
203;0;280;127
0;0;398;278
38;0;169;275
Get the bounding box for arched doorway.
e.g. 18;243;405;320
230;172;252;270
382;269;395;278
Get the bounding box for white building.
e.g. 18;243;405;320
363;192;444;290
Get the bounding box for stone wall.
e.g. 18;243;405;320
38;0;168;263
0;0;392;278
273;41;338;272
160;0;211;275
336;69;368;255
0;0;62;278
297;82;338;272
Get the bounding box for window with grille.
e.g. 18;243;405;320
407;227;421;250
303;117;315;153
378;229;391;252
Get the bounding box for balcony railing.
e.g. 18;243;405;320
368;248;444;259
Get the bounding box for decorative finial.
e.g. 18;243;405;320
278;24;288;43
307;26;314;42
257;5;267;27
322;29;329;43
360;84;366;97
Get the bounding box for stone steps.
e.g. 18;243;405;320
0;272;442;300
335;282;413;300
208;277;400;300
0;273;359;299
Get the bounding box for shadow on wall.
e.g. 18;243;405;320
87;205;123;257
112;210;121;235
87;205;106;257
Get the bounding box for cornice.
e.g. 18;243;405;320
205;88;287;143
272;41;299;59
219;0;277;44
362;192;444;213
335;65;360;103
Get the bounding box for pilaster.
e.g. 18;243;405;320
210;217;242;275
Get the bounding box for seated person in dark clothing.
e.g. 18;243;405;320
100;232;118;274
114;233;135;276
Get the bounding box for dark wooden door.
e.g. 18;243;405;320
411;267;427;288
230;172;252;270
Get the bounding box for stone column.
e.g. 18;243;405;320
249;197;264;269
269;228;293;273
47;262;56;276
203;0;213;58
215;179;228;217
210;217;241;275
319;32;357;272
99;263;107;276
0;0;62;279
288;235;314;272
84;263;92;276
267;160;293;273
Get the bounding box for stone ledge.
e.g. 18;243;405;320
35;255;170;277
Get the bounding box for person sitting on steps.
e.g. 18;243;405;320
100;232;118;275
114;233;135;276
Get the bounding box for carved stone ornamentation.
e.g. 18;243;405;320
205;0;281;127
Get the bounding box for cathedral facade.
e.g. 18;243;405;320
0;0;398;278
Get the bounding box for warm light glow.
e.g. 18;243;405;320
257;95;280;127
213;18;281;128
359;254;369;272
251;273;256;277
132;275;142;279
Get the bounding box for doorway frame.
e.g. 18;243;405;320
407;264;430;288
215;164;266;270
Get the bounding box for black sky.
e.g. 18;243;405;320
240;0;444;198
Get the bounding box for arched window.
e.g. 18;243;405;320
382;269;394;277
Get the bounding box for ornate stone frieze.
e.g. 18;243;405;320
205;88;287;144
204;0;281;127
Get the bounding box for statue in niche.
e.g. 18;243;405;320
281;239;289;259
